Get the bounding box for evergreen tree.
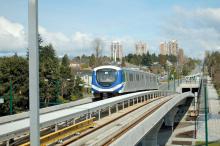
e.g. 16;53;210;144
0;56;28;115
39;43;60;106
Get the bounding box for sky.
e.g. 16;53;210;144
0;0;220;58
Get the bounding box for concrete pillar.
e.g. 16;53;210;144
116;103;119;112
140;120;163;146
109;106;111;115
55;124;58;131
164;107;179;131
128;100;130;107
122;102;124;110
133;98;135;105
73;118;76;124
6;140;10;146
98;110;101;120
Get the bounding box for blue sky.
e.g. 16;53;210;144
0;0;220;58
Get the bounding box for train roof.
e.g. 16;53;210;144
122;67;155;75
93;65;121;71
93;65;155;75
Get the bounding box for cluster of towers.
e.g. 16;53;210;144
110;39;184;64
160;40;185;64
110;41;148;62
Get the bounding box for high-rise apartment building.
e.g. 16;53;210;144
135;41;147;55
168;40;178;56
160;40;178;56
160;42;167;55
111;41;123;62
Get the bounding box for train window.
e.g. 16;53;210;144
129;73;133;81
136;74;139;81
96;68;117;87
122;71;125;82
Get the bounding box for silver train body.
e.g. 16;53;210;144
91;65;158;101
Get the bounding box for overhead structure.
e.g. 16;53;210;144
185;73;201;81
28;0;40;145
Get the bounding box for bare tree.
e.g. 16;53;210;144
92;38;104;67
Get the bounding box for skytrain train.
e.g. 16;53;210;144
91;65;158;101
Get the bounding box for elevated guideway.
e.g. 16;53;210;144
68;92;194;146
0;90;172;145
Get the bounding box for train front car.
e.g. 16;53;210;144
91;66;124;101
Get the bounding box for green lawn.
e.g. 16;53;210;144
196;141;220;146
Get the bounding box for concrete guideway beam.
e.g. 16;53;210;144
164;107;179;130
110;92;194;146
139;120;164;146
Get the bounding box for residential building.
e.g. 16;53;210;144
111;41;123;62
160;40;179;56
167;40;178;56
135;41;147;55
160;42;167;55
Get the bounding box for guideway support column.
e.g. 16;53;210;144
164;107;179;131
140;119;163;146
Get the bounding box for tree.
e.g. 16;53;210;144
89;54;96;68
167;55;177;64
60;54;72;100
39;43;60;106
121;58;126;67
205;51;220;96
92;38;103;67
0;56;29;116
159;54;167;66
141;53;152;66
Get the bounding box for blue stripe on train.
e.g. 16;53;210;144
91;70;123;93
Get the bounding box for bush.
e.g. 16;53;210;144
71;95;78;101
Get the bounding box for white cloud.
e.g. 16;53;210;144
39;26;73;55
0;17;138;57
161;7;220;58
0;16;27;52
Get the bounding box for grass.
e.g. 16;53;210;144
196;141;220;146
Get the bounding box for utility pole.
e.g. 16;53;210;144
29;0;40;145
56;80;60;104
177;67;180;86
204;78;208;146
10;79;13;115
174;75;176;92
168;66;170;90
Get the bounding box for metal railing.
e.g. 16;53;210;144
0;90;174;143
20;118;95;146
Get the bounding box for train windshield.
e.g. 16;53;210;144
96;68;117;86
